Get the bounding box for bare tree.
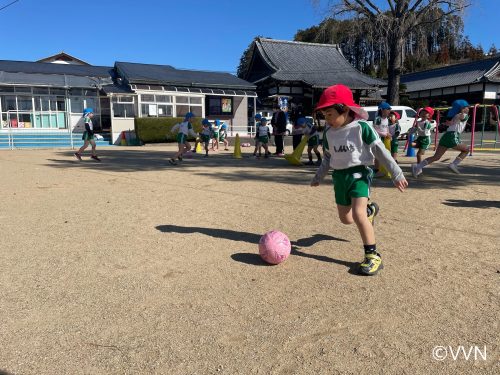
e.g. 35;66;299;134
318;0;469;104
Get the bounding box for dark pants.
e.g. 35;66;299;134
275;135;284;154
292;134;303;150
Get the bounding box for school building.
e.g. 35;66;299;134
0;53;256;148
240;38;385;119
401;53;500;106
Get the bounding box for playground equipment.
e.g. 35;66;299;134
469;104;500;155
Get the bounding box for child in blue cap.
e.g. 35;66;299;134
412;99;470;177
74;108;100;161
169;112;197;165
193;119;212;157
373;102;392;176
218;120;230;151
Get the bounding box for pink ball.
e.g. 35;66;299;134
259;230;291;264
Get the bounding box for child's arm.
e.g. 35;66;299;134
310;151;331;186
171;123;180;133
372;143;407;191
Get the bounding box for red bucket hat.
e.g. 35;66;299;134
315;84;368;120
419;107;434;118
389;111;401;120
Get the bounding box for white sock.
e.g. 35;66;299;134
452;157;463;166
417;159;428;169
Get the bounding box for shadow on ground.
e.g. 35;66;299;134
155;224;362;274
442;199;500;209
43;148;500;190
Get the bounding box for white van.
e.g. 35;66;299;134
363;106;436;138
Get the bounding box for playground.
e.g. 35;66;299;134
0;145;499;375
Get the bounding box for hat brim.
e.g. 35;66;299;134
315;103;368;120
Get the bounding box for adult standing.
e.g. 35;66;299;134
271;105;287;156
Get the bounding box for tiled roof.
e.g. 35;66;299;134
115;62;255;90
251;38;385;89
0;60;113;77
401;54;500;92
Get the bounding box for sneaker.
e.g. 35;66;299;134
168;158;177;165
315;159;322;166
367;202;379;226
178;155;183;161
91;155;101;162
277;153;284;157
74;152;82;161
359;253;384;276
304;161;315;166
224;148;229;151
411;164;421;178
448;163;460;174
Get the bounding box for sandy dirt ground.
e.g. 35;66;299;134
0;143;499;375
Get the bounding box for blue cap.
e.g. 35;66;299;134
185;112;195;119
254;114;262;120
447;100;469;118
378;102;391;110
83;108;94;114
296;117;306;125
260;117;268;123
215;119;220;126
202;119;210;125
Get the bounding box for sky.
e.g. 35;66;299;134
0;0;498;74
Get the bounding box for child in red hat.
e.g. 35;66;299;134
410;107;435;164
311;85;408;276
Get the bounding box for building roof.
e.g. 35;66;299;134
115;62;256;90
0;60;113;78
247;38;385;89
401;54;500;92
37;52;91;65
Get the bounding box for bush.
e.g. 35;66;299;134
135;117;202;143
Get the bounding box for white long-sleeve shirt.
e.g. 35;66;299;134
171;121;197;137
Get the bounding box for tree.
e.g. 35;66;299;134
319;0;470;104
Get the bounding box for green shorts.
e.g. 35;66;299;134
258;135;269;144
331;166;372;206
176;133;187;144
308;135;320;147
219;133;226;141
439;131;460;149
200;134;210;143
82;131;94;141
390;140;399;154
212;132;219;140
415;136;430;150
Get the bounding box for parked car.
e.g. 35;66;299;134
261;117;293;135
363;106;436;138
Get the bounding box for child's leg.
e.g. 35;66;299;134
448;143;469;173
351;197;375;245
224;139;229;150
90;139;97;156
313;145;321;163
263;144;269;157
204;141;209;156
78;140;89;154
307;146;313;161
422;145;448;166
416;148;425;164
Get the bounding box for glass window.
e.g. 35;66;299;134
17;96;33;111
41;97;50;111
140;94;155;102
83;89;98;96
50;88;66;95
406;109;417;117
190;106;202;117
15;86;31;93
208;97;221;115
69;88;83;96
71;97;84;113
158;104;173;117
85;97;97;111
113;103;136;118
56;97;65;111
141;103;159;117
176;105;189;117
175;96;189;104
156;95;172;103
190;97;202;104
2;96;17;111
0;86;15;93
33;87;49;95
34;97;41;111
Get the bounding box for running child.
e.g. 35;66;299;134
211;119;220;151
253;114;262;157
388;111;401;162
304;118;322;166
410;107;435;164
74;108;101;162
373;102;392;176
218;120;230;151
193;118;212;157
311;85;408;276
412;100;469;177
256;117;271;158
169;112;197;165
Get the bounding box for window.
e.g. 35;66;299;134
17;96;33;111
406;109;417;118
156;95;172;103
2;96;17;111
206;96;233;116
141;94;155;102
112;95;136;118
157;104;173;117
70;97;84;113
175;96;189;104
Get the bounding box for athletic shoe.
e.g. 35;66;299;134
315;159;322;166
359;253;384;276
277;153;284;157
367;201;379;225
178;155;183;161
74;152;82;161
224;148;229;151
168;158;177;165
304;161;315;166
448;163;460;174
411;164;422;178
91;155;101;162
